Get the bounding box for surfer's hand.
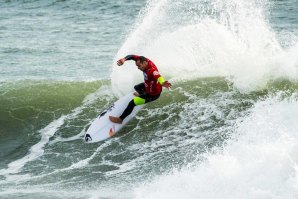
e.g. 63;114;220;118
162;81;172;89
117;58;126;66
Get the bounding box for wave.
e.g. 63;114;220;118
0;77;297;197
1;0;298;198
0;80;108;166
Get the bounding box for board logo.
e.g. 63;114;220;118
143;73;148;80
99;104;115;118
99;110;107;118
85;134;92;142
109;126;116;137
108;104;115;112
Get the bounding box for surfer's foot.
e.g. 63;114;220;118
109;116;123;124
133;92;140;96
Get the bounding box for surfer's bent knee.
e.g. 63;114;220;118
133;96;146;105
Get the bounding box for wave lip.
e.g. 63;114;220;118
111;0;298;95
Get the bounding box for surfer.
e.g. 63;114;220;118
109;55;172;124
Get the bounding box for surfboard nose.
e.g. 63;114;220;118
85;134;92;142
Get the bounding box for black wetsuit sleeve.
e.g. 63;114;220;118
125;55;139;61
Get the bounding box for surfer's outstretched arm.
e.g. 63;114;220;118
117;55;140;66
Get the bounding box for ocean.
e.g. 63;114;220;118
0;0;298;198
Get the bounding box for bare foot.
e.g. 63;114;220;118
133;92;140;96
109;116;123;124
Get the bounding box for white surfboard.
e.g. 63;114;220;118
84;93;144;143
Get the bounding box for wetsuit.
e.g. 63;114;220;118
119;55;166;121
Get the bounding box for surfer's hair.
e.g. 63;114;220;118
136;56;147;63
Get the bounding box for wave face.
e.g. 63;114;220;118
0;81;101;165
1;79;298;198
0;0;298;198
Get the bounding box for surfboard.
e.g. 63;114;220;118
84;93;144;143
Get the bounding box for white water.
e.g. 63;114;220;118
133;94;298;199
111;0;298;96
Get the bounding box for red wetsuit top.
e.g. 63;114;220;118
125;55;162;96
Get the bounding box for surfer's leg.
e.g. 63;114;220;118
141;93;160;103
110;96;146;124
119;97;145;121
112;94;160;123
134;83;146;96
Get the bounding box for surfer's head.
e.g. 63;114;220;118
135;56;148;71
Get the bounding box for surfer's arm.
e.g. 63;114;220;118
154;71;172;89
117;55;139;66
158;77;172;89
124;55;139;61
